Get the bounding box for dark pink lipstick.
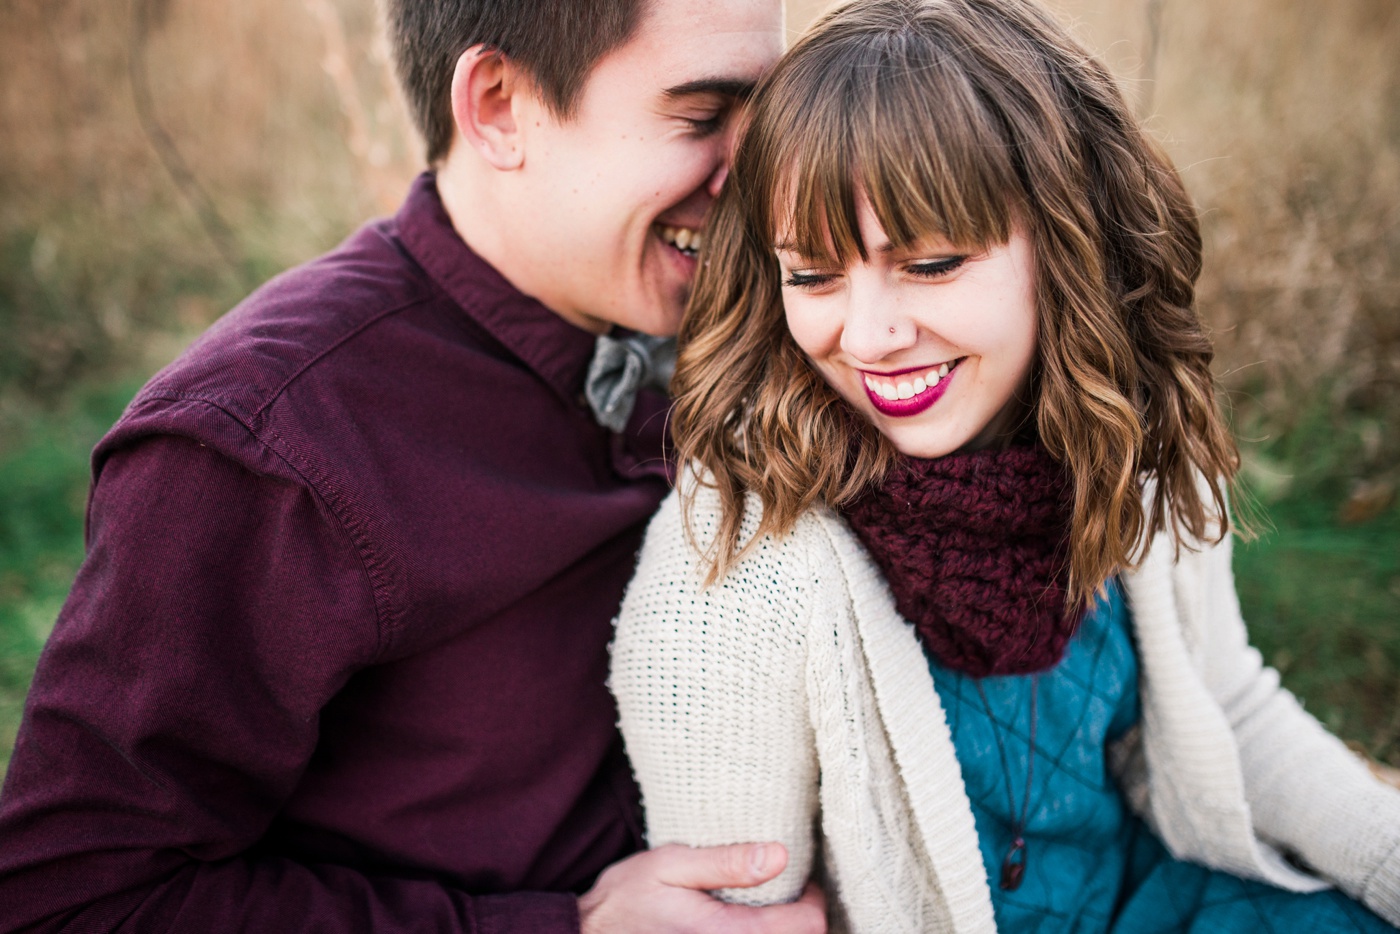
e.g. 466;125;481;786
861;360;960;417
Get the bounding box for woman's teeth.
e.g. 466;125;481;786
864;362;954;402
659;225;703;255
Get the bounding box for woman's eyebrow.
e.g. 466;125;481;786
773;240;901;254
662;77;757;102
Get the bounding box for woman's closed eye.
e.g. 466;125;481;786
906;255;969;279
781;269;839;290
781;255;969;291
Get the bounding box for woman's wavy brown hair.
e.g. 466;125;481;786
674;0;1242;601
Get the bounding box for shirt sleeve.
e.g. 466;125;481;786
0;433;579;934
1196;531;1400;926
610;491;819;907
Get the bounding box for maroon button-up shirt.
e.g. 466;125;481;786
0;174;671;932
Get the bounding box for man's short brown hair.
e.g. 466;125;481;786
386;0;651;164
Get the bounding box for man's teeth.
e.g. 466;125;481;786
864;362;954;402
659;226;703;254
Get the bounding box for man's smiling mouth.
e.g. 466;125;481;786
658;225;704;257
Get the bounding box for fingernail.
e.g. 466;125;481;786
749;844;769;876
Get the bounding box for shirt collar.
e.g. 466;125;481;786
393;172;597;400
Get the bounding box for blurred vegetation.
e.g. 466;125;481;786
0;383;140;769
1232;399;1400;768
1;0;1397;777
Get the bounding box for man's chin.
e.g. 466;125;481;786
616;295;685;338
621;319;682;339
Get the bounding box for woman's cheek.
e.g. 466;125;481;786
783;298;839;361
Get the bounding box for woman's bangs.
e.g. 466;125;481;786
859;59;1020;253
757;30;1022;264
748;52;865;267
768;130;865;268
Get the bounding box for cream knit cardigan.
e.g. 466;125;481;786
611;481;1400;933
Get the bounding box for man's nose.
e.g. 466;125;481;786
706;117;744;198
706;159;730;198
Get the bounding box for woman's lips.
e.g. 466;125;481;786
860;360;959;417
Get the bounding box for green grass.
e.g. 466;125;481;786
1234;482;1400;767
0;382;140;773
1230;390;1400;767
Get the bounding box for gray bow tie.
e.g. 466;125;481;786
584;332;677;432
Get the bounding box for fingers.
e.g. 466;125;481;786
795;879;827;912
737;895;828;934
717;879;828;934
651;841;789;891
578;843;823;934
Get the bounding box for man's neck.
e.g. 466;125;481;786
434;153;608;336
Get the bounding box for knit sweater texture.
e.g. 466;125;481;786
610;477;1400;933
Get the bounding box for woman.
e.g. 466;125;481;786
610;0;1400;930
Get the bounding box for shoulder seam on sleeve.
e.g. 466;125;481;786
129;396;397;660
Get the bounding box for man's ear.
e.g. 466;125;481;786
449;45;527;171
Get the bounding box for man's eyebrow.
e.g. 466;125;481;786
662;78;757;102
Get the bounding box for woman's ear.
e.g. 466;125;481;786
449;45;526;171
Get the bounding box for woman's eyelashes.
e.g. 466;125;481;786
782;269;837;290
906;255;968;279
779;255;970;291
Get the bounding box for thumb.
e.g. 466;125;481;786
652;842;789;891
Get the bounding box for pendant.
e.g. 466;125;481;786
999;837;1027;891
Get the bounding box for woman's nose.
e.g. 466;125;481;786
839;282;917;364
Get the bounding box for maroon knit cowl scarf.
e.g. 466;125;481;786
840;444;1079;677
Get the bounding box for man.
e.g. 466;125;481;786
0;2;822;931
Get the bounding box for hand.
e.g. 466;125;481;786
578;842;827;934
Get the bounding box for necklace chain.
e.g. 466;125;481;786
975;675;1038;891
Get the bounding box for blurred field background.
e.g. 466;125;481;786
0;0;1396;778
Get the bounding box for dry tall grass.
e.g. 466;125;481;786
0;0;418;414
1058;0;1400;478
2;0;1397;473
